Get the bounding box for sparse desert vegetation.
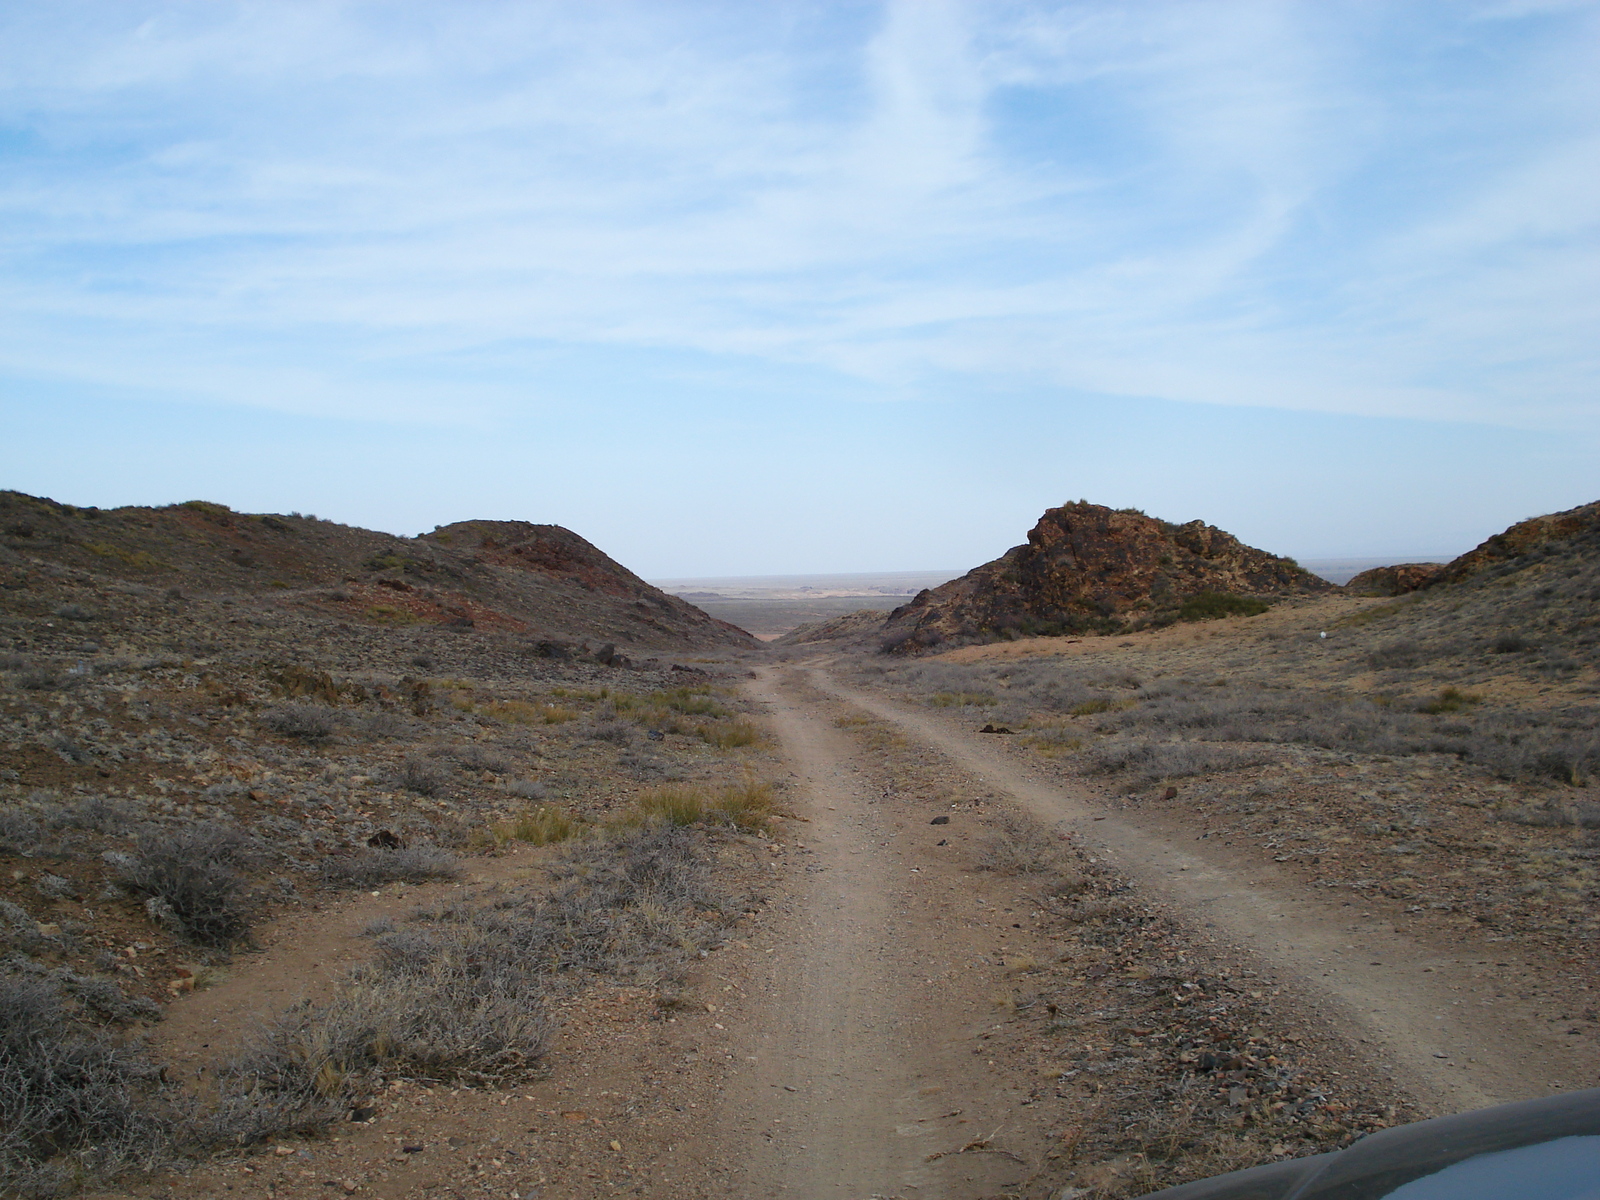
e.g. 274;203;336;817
5;488;1600;1199
0;491;780;1195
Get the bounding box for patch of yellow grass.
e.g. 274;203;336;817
366;605;422;626
486;805;581;847
474;699;576;725
928;691;997;708
618;781;774;831
1069;697;1132;716
697;718;765;748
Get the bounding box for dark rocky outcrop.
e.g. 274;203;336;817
1344;563;1448;597
878;502;1331;653
1344;501;1600;597
1430;500;1600;588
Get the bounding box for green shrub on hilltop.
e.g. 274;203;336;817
178;500;233;520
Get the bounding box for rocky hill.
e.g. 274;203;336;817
875;501;1331;652
0;492;755;660
1429;499;1600;590
0;492;775;1196
1344;500;1600;599
1333;497;1600;691
1343;562;1448;597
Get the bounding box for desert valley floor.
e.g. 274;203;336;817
2;494;1597;1199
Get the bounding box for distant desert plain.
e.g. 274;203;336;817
653;557;1456;641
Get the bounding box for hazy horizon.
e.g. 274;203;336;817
651;554;1462;595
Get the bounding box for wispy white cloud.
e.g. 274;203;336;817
0;0;1597;434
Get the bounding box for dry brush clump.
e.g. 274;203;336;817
482;804;581;847
318;844;459;890
0;976;180;1197
257;703;339;742
389;757;450;796
115;823;260;947
1085;739;1276;787
196;820;732;1146
619;781;774;832
196;926;549;1147
975;815;1080;879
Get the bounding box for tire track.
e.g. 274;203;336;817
714;669;1027;1200
810;667;1589;1115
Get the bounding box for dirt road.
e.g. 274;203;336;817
801;666;1591;1113
714;669;1039;1199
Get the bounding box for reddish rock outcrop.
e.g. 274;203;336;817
879;502;1331;652
1343;501;1600;598
1344;563;1448;597
1431;501;1600;587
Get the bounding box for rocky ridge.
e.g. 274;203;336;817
876;501;1331;652
1347;501;1600;598
1344;563;1448;597
0;492;755;654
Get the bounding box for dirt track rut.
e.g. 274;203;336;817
807;667;1589;1114
715;669;1027;1199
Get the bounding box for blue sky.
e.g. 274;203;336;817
2;1;1598;577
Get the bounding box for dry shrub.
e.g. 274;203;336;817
624;781;773;832
16;668;71;692
349;711;412;740
36;794;135;834
391;758;448;796
117;823;258;947
489;806;580;847
199;930;548;1146
1071;698;1128;716
1499;799;1600;829
258;703;338;742
1087;739;1272;784
0;976;176;1196
442;743;512;774
509;822;725;974
928;691;997;708
1367;640;1424;670
1023;725;1085;757
0;810;42;856
583;717;635;745
479;699;574;725
976;816;1072;877
319;846;459;889
504;778;548;801
697;718;765;749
